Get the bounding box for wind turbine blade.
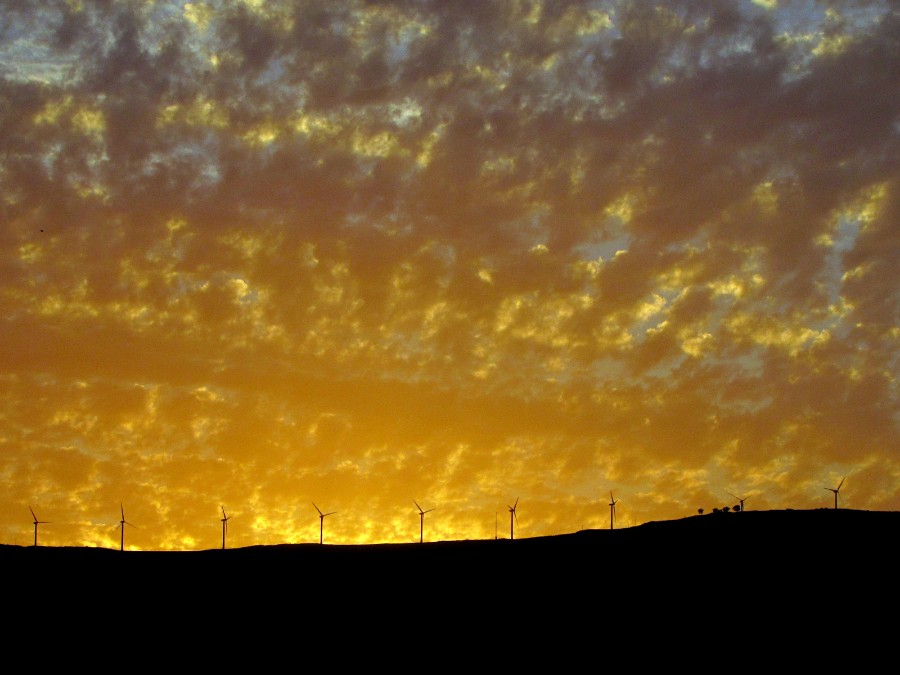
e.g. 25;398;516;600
837;477;846;490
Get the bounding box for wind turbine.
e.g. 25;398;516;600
413;499;435;543
727;492;747;512
508;498;519;540
114;503;136;551
609;491;619;530
313;502;336;544
220;506;231;550
825;477;846;510
29;506;49;547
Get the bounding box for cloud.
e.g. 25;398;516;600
1;0;897;549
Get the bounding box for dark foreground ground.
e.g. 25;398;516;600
6;508;896;663
5;508;896;595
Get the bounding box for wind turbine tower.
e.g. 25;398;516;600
29;506;49;547
413;499;435;544
220;505;231;550
508;498;519;540
825;477;846;510
313;502;336;544
609;491;619;530
728;492;747;512
115;503;135;552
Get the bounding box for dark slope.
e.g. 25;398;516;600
5;507;894;566
5;508;895;587
5;509;896;665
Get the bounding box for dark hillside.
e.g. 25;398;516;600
5;509;896;661
5;508;894;588
5;507;894;568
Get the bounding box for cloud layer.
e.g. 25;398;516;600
1;0;897;549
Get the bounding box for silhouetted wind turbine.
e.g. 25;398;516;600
114;503;136;552
508;498;519;540
313;502;336;544
825;477;846;510
413;499;435;543
220;505;231;550
609;491;619;530
727;492;747;512
29;506;49;547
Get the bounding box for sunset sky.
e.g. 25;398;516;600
1;0;897;550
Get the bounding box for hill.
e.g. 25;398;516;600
6;508;895;662
6;508;895;587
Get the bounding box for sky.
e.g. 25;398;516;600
1;0;897;551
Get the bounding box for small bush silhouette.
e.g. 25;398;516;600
698;508;704;515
